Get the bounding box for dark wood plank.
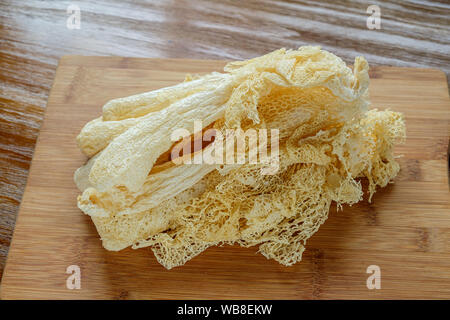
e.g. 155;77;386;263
0;0;449;281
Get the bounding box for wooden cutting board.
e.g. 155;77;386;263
1;56;449;300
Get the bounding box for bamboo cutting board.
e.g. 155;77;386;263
1;56;449;300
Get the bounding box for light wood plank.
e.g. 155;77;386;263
1;56;449;299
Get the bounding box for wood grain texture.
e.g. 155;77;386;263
0;56;449;299
0;0;449;282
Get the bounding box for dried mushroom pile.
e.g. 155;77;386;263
75;47;405;269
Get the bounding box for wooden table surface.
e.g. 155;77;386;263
0;0;449;282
